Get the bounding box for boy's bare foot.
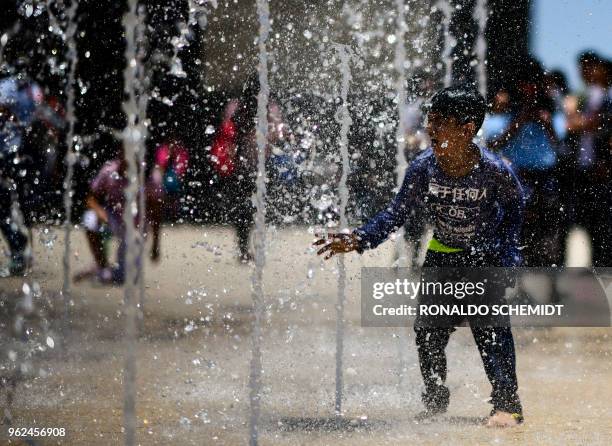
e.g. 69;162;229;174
486;411;522;427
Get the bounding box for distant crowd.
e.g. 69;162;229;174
1;50;611;282
480;52;611;267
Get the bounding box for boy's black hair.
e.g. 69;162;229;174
425;84;486;131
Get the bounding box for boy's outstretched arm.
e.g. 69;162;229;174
314;160;426;260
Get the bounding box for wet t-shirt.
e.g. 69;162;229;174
354;146;525;267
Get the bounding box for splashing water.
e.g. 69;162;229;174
393;0;409;268
438;0;453;87
334;44;352;417
121;0;146;444
187;0;218;29
0;22;20;70
392;0;411;397
248;0;270;444
135;4;149;325
474;0;488;97
60;0;78;339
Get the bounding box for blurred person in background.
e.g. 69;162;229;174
603;59;612;251
542;69;574;264
565;51;611;266
145;128;190;261
0;71;61;276
489;58;562;267
481;88;512;143
74;140;162;285
544;70;570;142
265;127;306;223
210;99;239;178
149;129;189;220
212;74;283;263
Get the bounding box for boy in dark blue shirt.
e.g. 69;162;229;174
315;86;525;427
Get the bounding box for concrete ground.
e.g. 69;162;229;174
1;225;611;445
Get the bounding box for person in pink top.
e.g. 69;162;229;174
75;143;163;285
148;135;190;221
145;133;191;265
214;75;284;263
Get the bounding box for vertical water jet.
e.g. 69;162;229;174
121;0;146;443
248;0;270;443
59;0;78;336
474;0;488;97
334;44;352;417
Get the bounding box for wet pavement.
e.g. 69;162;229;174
1;226;611;445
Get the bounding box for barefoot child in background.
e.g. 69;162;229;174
75;144;163;285
315;86;526;427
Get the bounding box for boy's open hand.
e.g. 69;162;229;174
314;232;360;260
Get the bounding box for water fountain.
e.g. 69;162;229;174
60;0;78;340
248;0;270;443
121;0;145;443
0;1;464;443
334;44;352;418
0;22;20;69
135;4;149;322
392;0;411;397
393;0;409;263
438;0;454;87
474;0;488;96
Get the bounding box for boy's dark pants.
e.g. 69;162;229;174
414;250;522;415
